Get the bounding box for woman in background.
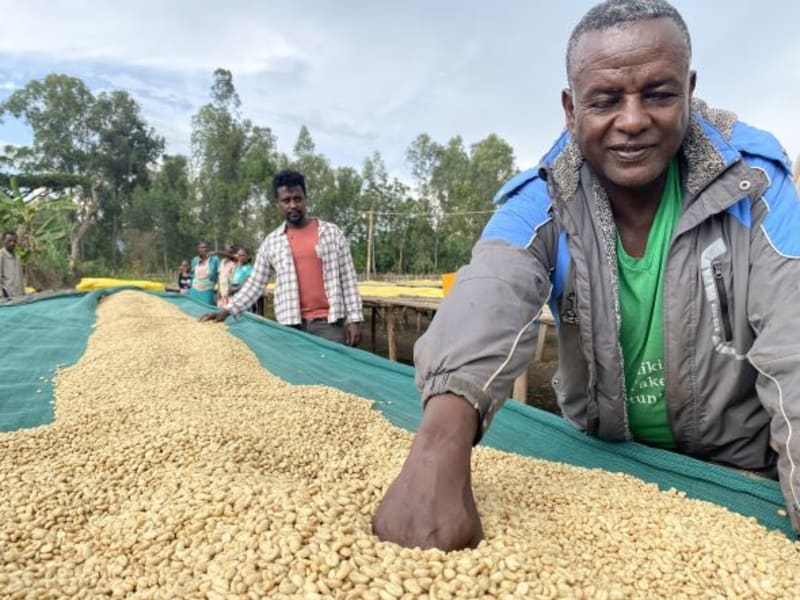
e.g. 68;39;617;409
230;246;255;311
216;243;239;308
188;241;219;306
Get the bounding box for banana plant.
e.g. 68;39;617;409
0;177;76;262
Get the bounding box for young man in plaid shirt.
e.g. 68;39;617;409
201;170;363;346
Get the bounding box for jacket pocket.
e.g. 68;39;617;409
700;237;734;348
711;260;732;343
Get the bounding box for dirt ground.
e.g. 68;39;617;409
360;307;561;416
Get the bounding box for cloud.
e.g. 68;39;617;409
0;0;798;182
0;2;307;76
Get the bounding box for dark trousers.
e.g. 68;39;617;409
292;318;345;344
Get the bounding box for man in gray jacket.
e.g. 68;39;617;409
0;232;25;300
374;0;800;550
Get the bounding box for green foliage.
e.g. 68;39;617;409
1;74;95;175
1;73;165;273
1;69;523;283
126;154;197;271
0;177;76;286
405;132;517;272
191;69;281;251
0;172;89;193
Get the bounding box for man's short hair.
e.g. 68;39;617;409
272;170;307;199
566;0;692;83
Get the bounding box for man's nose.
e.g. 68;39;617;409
615;96;650;135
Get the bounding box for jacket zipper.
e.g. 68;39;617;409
553;192;618;438
712;261;733;342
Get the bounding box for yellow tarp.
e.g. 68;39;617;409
76;278;165;292
265;280;444;299
358;283;443;299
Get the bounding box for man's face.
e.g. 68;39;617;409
562;18;696;194
197;242;209;258
276;185;308;226
4;234;17;253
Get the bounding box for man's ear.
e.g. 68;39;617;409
562;88;576;134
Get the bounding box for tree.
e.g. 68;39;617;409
293;125;315;157
1;74;95;175
406;134;443;200
290;125;336;219
192;68;275;250
91;90;164;267
0;177;76;286
403;132;517;272
1;74;164;272
127;155;196;271
1;75;97;271
241;126;281;243
361;152;424;275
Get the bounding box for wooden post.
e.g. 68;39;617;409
534;323;549;362
512;370;528;404
415;311;422;335
386;307;397;361
370;307;377;353
365;209;374;281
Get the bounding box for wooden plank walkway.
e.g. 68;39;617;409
260;289;555;404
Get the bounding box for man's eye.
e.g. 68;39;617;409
646;91;675;102
590;98;617;109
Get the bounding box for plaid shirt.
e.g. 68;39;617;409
226;219;363;325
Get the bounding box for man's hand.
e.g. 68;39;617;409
345;322;361;347
199;309;230;323
372;393;483;551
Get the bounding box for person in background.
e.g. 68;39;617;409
373;0;800;549
188;241;219;306
230;247;253;296
216;243;239;308
177;259;193;294
0;232;25;301
200;170;363;346
230;246;255;311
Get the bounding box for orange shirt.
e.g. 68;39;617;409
286;219;329;320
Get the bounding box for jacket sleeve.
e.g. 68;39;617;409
336;228;363;323
226;238;272;316
744;156;800;534
414;184;558;443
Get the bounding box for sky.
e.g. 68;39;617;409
1;0;799;181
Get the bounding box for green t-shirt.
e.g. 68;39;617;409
617;159;681;448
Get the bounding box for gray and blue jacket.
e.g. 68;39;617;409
414;99;800;532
